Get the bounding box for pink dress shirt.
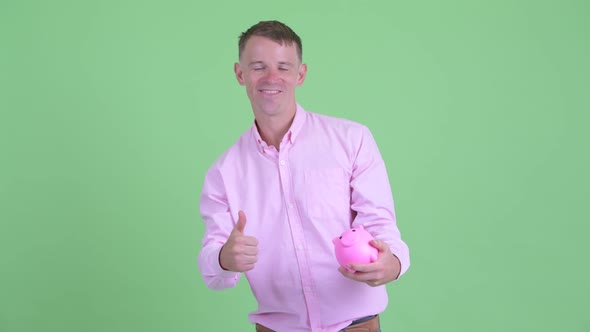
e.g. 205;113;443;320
198;104;410;332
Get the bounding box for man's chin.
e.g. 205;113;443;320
252;100;281;113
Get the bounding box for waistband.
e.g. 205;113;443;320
255;314;380;332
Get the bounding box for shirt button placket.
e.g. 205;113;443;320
278;149;320;328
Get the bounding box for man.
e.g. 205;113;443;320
198;20;410;332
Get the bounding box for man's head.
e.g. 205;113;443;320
234;21;307;121
238;20;302;63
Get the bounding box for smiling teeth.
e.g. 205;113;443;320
262;90;280;94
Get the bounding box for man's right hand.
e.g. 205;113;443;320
219;210;259;272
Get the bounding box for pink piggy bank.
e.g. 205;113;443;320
333;225;379;273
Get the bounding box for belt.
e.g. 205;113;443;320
255;314;380;332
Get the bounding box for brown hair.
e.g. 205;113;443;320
238;20;303;62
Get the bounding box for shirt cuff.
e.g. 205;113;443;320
199;244;241;290
390;248;410;280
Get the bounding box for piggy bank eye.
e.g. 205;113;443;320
352;229;356;232
339;236;342;239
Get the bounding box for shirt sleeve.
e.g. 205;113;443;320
198;165;242;289
349;125;411;279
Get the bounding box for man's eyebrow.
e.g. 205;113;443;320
248;61;265;66
247;61;294;67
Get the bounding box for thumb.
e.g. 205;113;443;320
370;239;389;253
233;210;247;234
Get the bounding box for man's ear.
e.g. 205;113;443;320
297;63;308;86
234;63;245;86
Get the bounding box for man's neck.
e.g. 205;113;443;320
254;106;297;151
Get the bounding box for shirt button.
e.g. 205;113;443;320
280;160;286;166
289;203;294;209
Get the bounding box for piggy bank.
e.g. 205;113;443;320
333;225;378;273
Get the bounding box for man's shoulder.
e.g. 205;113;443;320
206;127;252;173
306;108;366;126
304;109;370;137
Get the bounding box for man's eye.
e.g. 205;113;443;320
253;67;264;71
279;67;289;71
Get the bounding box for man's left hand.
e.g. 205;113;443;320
338;239;401;287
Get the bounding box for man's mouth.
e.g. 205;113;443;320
259;89;281;95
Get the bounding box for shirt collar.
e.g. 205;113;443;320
288;103;305;144
251;103;306;153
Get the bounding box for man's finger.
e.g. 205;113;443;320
235;235;258;247
338;266;378;283
338;266;354;278
339;267;382;284
242;263;256;272
347;262;377;273
240;255;258;264
369;239;390;253
241;245;259;256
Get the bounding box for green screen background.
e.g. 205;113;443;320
1;0;589;331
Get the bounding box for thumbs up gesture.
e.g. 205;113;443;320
219;211;259;272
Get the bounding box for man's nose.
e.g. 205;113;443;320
263;68;281;82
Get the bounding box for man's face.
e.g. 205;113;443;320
234;36;307;119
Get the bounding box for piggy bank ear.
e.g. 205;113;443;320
332;237;338;245
358;225;365;231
